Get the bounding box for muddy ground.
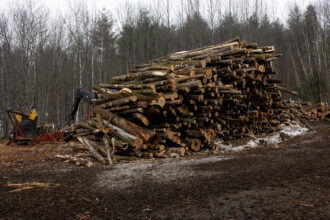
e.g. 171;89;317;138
0;121;329;219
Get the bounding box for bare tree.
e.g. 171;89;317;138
0;0;329;138
206;0;219;43
159;0;173;27
65;0;92;121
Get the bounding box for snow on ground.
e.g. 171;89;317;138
280;124;309;137
215;122;309;152
97;155;230;191
97;122;310;191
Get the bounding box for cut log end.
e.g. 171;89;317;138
189;138;201;152
158;97;166;108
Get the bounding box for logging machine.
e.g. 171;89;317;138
6;88;95;145
67;88;97;125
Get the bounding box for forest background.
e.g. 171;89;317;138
0;0;329;137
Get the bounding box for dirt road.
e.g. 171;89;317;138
0;121;329;219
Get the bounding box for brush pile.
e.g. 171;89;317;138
63;37;307;166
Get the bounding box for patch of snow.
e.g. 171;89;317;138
214;140;233;151
214;139;248;152
96;122;310;191
246;140;258;148
215;122;309;152
231;146;245;151
280;124;309;138
259;133;282;145
96;155;230;191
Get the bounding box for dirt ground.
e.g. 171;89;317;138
0;121;329;219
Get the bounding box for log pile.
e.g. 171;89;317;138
287;101;330;121
65;37;307;166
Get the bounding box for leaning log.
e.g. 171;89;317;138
93;107;160;146
102;119;144;149
77;137;106;164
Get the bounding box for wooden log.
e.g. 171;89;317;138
101;119;144;149
152;40;239;63
185;138;201;152
154;151;169;158
120;108;144;115
108;105;130;112
166;147;185;157
103;135;114;167
131;113;150;126
100;96;138;108
275;84;298;96
108;70;168;82
55;154;93;167
177;80;203;89
93;107;160;146
77;137;106;164
92;86;128;101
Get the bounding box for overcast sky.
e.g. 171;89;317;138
0;0;319;24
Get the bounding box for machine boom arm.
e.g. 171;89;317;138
68;88;96;125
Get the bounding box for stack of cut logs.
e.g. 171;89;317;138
65;37;306;166
287;101;330;121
